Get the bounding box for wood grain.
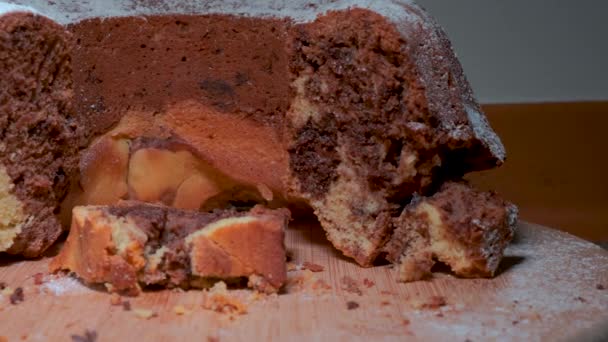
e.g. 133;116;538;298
469;102;608;242
0;220;606;341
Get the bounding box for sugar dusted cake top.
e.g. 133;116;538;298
0;1;38;15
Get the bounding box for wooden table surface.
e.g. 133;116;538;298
0;219;607;342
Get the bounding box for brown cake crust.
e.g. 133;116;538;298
384;182;518;282
50;203;289;293
0;9;79;257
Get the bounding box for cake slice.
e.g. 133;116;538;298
50;203;290;294
384;182;518;282
0;3;79;257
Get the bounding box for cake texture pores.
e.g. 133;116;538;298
0;6;79;257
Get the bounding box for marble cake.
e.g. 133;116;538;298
2;1;515;279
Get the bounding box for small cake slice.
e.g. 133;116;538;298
50;203;290;294
0;3;79;257
384;182;518;282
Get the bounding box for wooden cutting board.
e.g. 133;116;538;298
0;221;607;342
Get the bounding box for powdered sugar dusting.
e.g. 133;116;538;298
0;1;38;16
41;275;89;296
403;224;608;341
464;103;507;162
6;0;417;25
501;227;607;314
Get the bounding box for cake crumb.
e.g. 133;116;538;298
133;308;157;319
362;278;375;288
207;337;219;342
380;301;390;306
33;273;45;285
71;329;97;342
302;262;324;272
110;294;131;310
285;269;315;292
286;268;332;294
248;290;275;303
597;284;605;290
527;312;543;322
346;301;360;310
109;293;122;306
173;305;190;315
1;286;13;297
122;300;132;311
426;296;447;308
10;287;24;305
104;283;115;293
412;295;447;309
426;296;446;308
248;291;263;302
311;278;332;291
286;262;298;272
202;282;247;315
402;318;410;326
0;282;6;290
575;296;587;303
341;276;362;296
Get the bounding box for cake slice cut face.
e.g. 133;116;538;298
50;203;289;293
0;4;79;257
384;182;518;282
